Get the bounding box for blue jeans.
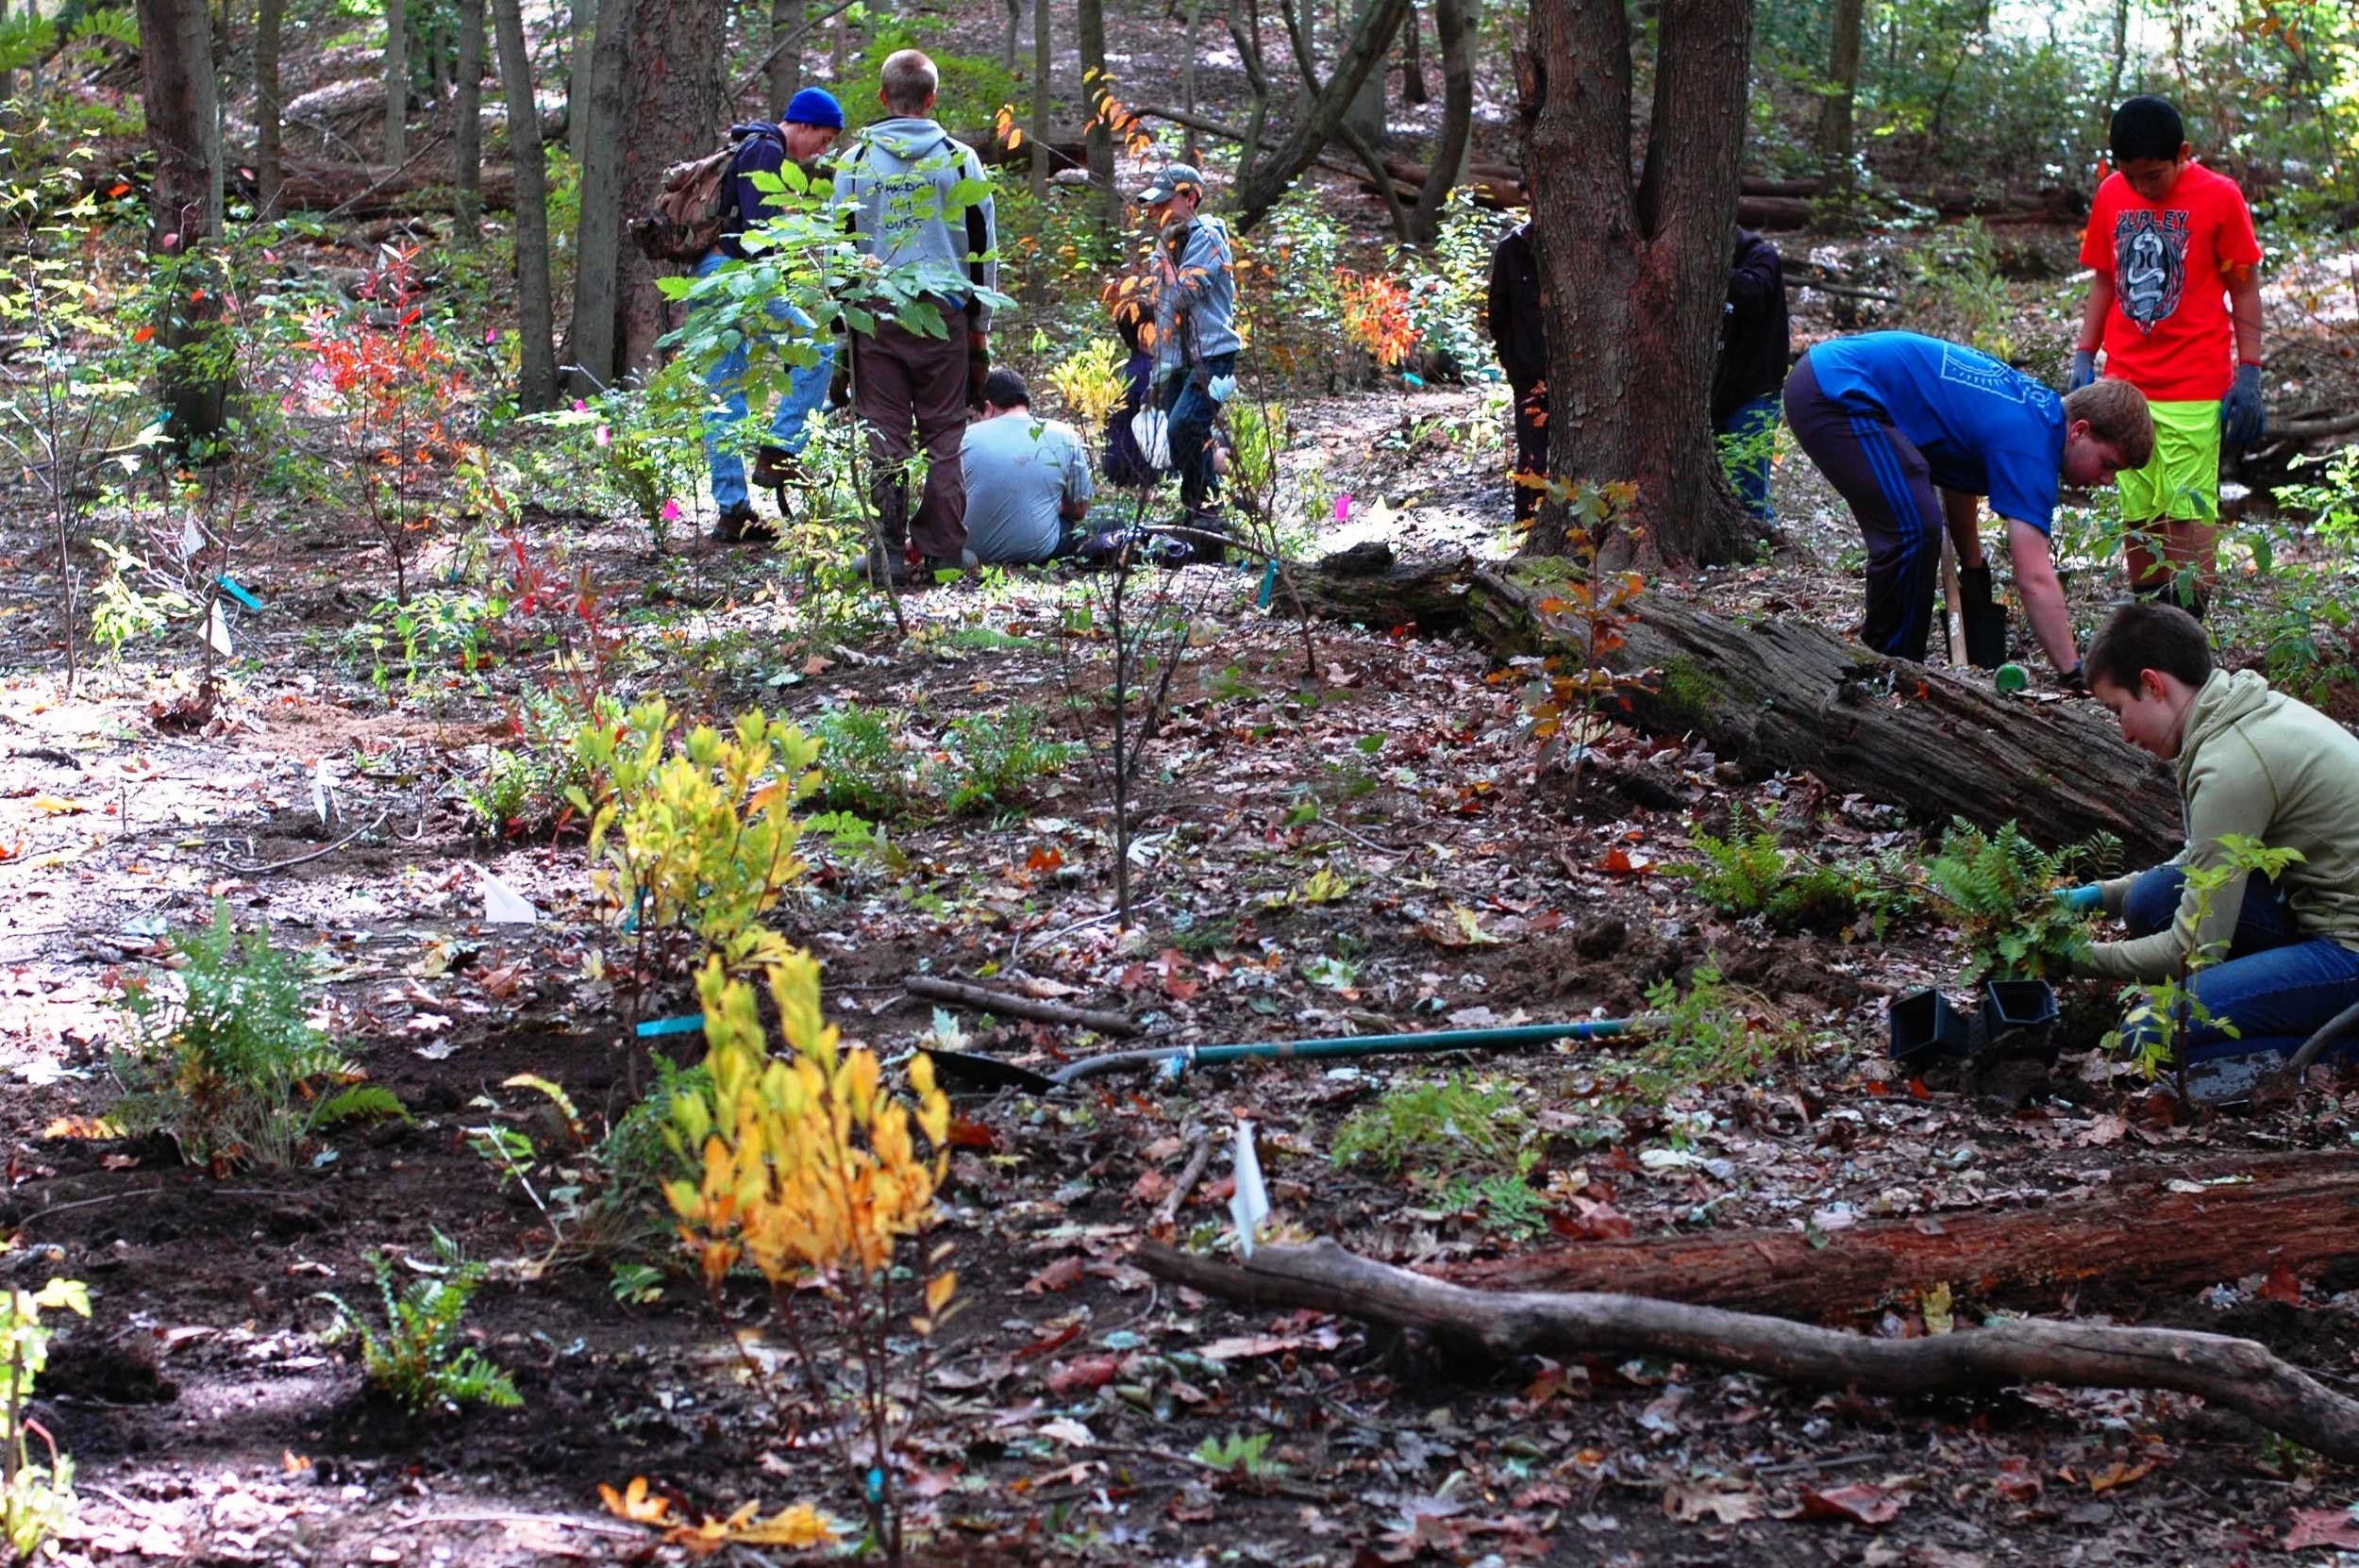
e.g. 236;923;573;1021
1165;351;1236;515
2120;866;2359;1061
694;251;834;513
1715;393;1780;524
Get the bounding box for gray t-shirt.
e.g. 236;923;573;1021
961;411;1095;564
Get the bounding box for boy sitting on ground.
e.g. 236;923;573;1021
2063;602;2359;1077
959;369;1095;567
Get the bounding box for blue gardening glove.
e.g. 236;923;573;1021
2067;349;2097;392
2221;361;2266;449
2054;884;2103;912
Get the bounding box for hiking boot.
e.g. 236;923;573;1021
750;445;802;490
713;504;778;544
860;545;914;588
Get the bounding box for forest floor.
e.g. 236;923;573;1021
5;249;2359;1567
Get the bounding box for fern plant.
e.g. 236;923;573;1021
320;1232;520;1416
1668;808;1874;935
943;705;1081;814
109;902;406;1171
1924;818;2091;981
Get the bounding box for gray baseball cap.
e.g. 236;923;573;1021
1136;164;1205;204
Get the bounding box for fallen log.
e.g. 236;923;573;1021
904;975;1139;1037
234;156;516;218
1136;1237;2359;1461
1455;1152;2359;1318
1285;556;2180;860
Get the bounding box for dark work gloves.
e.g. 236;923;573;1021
2067;350;2097;392
2221;361;2266;449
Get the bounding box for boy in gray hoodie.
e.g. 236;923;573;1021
2060;601;2359;1081
1140;164;1240;522
831;49;998;582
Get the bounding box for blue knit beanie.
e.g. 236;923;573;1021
785;87;845;131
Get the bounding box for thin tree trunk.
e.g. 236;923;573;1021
1516;0;1754;568
1138;1239;2359;1464
568;0;593;168
1181;0;1202;163
1029;0;1051;207
136;0;227;449
1076;0;1120;242
1228;6;1273;192
770;0;796;116
453;0;484;240
1399;3;1425;103
564;0;633;394
1231;0;1411;229
491;0;559;409
382;0;408;164
1815;0;1862;185
253;0;284;215
1002;0;1020;73
2104;0;2130;107
1406;0;1468;243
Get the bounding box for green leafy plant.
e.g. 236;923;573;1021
2105;837;2307;1093
1669;807;1877;935
1193;1430;1288;1479
943;705;1081;815
1332;1075;1534;1178
1438;1173;1553;1241
110;902;406;1172
1924;818;2092;982
320;1231;520;1416
2;1268;89;1563
569;698;821;979
1616;963;1798;1106
809;704;919;819
582;1056;711;1260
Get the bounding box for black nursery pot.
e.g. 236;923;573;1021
1889;988;1970;1062
1982;979;2059;1036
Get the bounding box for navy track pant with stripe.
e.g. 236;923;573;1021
1782;351;1945;661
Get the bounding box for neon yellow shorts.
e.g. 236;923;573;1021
2115;398;2221;525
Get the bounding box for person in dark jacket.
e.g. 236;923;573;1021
1484;222;1548;525
1713;226;1790;525
1101;299;1162;489
694;88;845;542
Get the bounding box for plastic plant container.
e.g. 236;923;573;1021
1982;979;2059;1036
1889;988;1969;1062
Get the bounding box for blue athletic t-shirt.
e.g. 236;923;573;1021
1805;332;2068;533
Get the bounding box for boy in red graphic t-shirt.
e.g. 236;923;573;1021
2071;94;2265;620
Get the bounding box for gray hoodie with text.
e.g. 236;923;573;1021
830;117;999;327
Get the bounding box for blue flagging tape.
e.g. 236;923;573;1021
216;575;263;611
635;1013;707;1038
1257;557;1279;609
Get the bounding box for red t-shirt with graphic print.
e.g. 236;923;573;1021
2080;160;2262;403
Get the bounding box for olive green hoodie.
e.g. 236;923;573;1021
2081;668;2359;983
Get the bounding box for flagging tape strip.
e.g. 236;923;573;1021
636;1013;708;1038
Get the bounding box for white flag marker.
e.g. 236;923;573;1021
1229;1119;1270;1258
480;867;539;925
206;602;233;658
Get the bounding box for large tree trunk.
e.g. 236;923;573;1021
452;0;485;240
1815;0;1864;185
1230;0;1413;229
1406;0;1469;244
253;0;284;215
136;0;226;449
564;0;634;395
1284;556;2181;859
1136;1238;2359;1462
1517;0;1755;568
1075;0;1121;245
608;0;725;375
491;0;560;409
769;0;797;117
1458;1152;2359;1319
382;0;408;164
1398;3;1426;105
568;0;594;169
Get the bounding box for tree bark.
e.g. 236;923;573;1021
1398;3;1426;104
1276;0;1412;242
382;0;408;164
1230;0;1413;230
568;0;594;169
1136;1237;2359;1462
1029;0;1051;207
1001;0;1020;74
453;0;485;240
1815;0;1863;183
136;0;227;449
1180;0;1202;164
1075;0;1121;244
491;0;560;409
1406;0;1468;244
1517;0;1755;568
1458;1153;2359;1318
563;0;634;395
770;0;797;117
1283;557;2181;860
608;0;725;375
253;0;284;216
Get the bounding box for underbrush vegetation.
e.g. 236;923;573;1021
109;903;406;1172
1925;819;2109;982
320;1232;521;1416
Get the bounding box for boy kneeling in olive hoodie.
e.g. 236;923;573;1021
2060;602;2359;1076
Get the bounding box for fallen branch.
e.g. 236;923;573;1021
1154;1132;1215;1228
1452;1152;2359;1318
2274;409;2359;443
1136;1237;2359;1461
905;975;1140;1037
226;809;390;875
